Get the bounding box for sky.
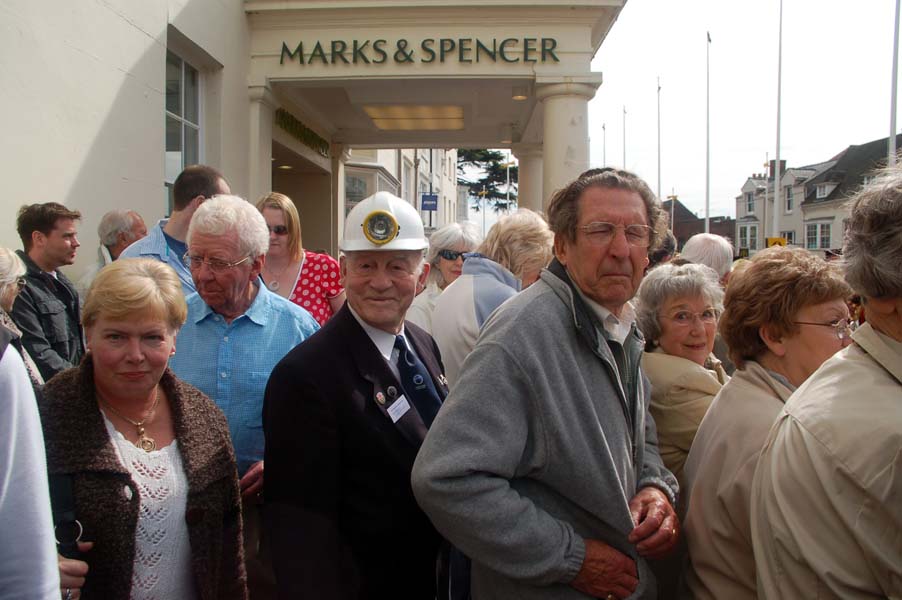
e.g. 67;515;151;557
587;0;901;219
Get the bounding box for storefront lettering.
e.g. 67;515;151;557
280;38;559;66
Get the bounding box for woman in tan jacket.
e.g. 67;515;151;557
680;247;852;600
635;262;728;489
751;171;902;598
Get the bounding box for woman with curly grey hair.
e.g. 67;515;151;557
751;166;902;599
634;262;727;487
406;221;481;334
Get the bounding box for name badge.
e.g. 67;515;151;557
387;396;411;423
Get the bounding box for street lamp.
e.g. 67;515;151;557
478;185;488;236
501;160;517;211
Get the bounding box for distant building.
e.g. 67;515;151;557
661;198;736;251
734;134;901;258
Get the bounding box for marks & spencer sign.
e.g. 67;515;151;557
280;37;560;66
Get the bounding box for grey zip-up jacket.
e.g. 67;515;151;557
412;259;678;600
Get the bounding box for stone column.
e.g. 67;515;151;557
536;82;599;210
248;84;278;202
511;143;543;213
330;143;351;256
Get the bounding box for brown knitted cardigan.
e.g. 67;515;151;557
39;356;248;600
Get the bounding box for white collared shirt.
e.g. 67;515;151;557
576;289;636;345
348;305;421;378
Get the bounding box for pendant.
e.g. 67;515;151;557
137;426;156;452
268;279;280;291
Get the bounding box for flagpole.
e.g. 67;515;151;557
705;32;711;233
773;0;784;240
657;76;662;200
891;0;900;165
623;106;627;168
602;123;607;166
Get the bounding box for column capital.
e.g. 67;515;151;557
535;80;601;103
511;143;543;161
331;143;351;162
248;84;278;109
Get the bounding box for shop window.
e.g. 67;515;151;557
780;230;795;245
739;226;748;249
345;171;371;216
749;225;758;251
165;51;200;209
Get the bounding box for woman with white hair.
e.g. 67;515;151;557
634;262;728;487
0;247;43;387
431;209;553;385
751;167;902;598
406;221;481;334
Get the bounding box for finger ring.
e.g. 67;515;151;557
64;589;72;600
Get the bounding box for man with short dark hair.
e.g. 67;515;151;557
11;202;85;380
413;169;680;600
76;209;147;302
120;164;230;294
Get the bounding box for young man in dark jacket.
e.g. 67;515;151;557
12;202;84;380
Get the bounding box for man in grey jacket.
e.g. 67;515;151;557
412;168;680;600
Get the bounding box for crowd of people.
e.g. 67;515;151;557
0;160;899;600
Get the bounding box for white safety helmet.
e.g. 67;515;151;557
340;191;428;252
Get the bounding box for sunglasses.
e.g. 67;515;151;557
438;249;466;261
268;225;289;236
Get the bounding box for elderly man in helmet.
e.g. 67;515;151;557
263;192;450;599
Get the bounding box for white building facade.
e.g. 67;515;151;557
1;0;624;280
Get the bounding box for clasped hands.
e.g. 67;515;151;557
570;486;679;599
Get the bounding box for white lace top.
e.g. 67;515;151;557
103;416;197;600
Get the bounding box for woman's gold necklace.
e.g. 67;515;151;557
99;386;161;452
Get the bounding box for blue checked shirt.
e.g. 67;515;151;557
170;283;319;474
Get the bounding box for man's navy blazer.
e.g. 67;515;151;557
263;304;449;599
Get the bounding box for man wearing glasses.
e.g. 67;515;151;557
413;169;680;600
120;164;230;294
169;195;319;599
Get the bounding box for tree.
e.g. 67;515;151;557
457;149;518;213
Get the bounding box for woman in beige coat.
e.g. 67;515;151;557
635;262;728;489
751;169;902;598
680;247;852;600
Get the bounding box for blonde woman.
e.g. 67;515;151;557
256;192;345;326
431;209;554;385
44;259;247;600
